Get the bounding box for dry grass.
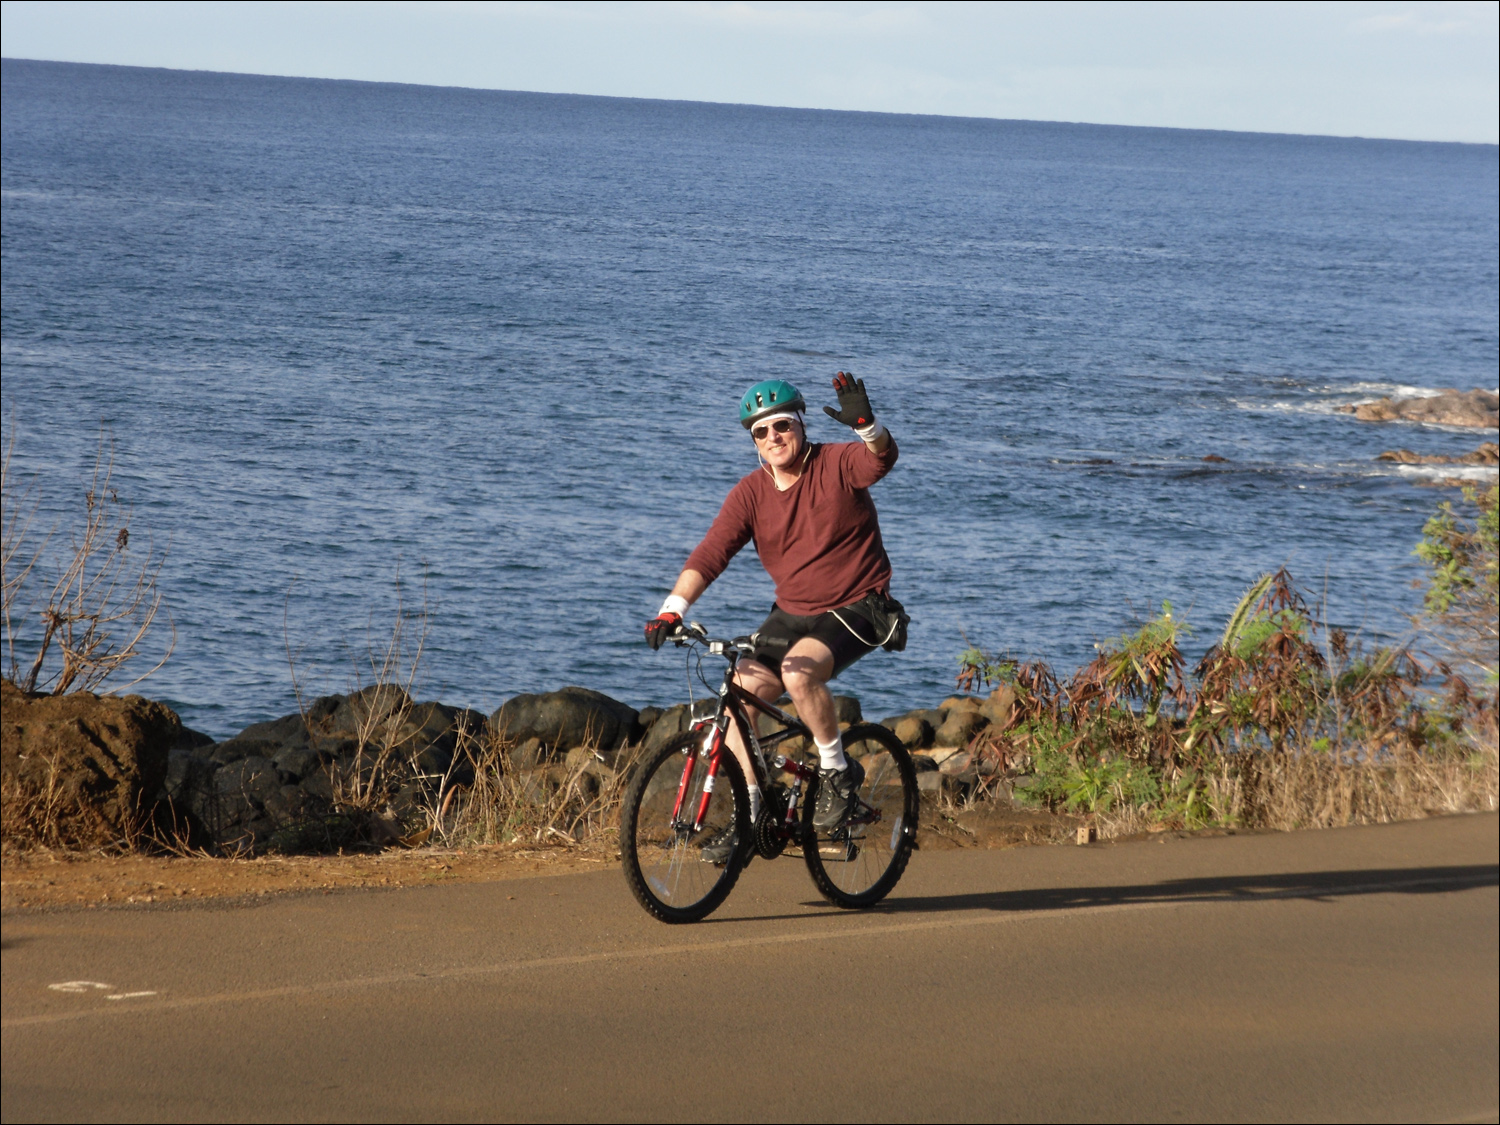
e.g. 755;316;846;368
0;745;155;855
1208;730;1496;831
0;752;78;852
415;726;645;854
1085;723;1498;840
284;569;432;824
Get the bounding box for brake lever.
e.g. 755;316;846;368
671;621;709;648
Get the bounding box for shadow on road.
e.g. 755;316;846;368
748;864;1499;923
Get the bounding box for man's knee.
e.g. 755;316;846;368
782;637;835;684
781;661;830;699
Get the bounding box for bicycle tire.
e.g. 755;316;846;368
801;722;918;909
620;729;751;924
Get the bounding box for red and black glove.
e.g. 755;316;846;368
644;612;682;650
822;371;874;429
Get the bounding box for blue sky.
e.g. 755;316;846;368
2;1;1496;143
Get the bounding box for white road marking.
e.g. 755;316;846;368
105;992;158;1001
47;981;112;993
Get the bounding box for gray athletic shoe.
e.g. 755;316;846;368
699;822;739;866
812;758;866;831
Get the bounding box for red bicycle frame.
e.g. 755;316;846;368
670;677;829;838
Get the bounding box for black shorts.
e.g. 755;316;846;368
749;598;884;680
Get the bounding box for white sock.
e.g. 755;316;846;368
746;784;763;821
815;734;848;772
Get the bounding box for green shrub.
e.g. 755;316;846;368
1416;484;1498;685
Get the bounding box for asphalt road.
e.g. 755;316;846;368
3;814;1496;1123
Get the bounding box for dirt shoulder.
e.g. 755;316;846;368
0;802;1207;912
0;845;619;911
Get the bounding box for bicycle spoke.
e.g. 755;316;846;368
803;724;917;908
622;732;749;923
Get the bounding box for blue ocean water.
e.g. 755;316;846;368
2;59;1496;737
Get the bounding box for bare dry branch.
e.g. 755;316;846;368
4;426;174;695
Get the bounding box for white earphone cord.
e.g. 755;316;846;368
828;606;900;649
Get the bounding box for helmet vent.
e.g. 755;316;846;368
738;379;805;428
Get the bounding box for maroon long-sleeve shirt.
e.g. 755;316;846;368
683;439;899;616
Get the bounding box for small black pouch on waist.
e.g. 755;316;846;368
842;591;910;653
874;592;911;652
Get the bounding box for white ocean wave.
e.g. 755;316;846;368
1397;422;1499;435
1293;460;1496;480
1393;464;1498;482
1057;456;1496;481
1273;460;1494;479
1314;381;1448;400
1231;379;1491;428
1229;397;1351;418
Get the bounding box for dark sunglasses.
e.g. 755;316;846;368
751;419;797;440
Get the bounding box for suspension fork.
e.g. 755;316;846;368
668;740;699;824
674;677;764;833
691;722;726;833
669;710;730;833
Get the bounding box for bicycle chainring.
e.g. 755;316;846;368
754;784;792;859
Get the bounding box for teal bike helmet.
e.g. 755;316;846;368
739;379;806;429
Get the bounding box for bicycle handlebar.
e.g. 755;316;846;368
670;621;758;657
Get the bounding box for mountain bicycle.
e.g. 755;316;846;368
620;621;919;923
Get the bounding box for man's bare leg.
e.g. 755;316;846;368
780;637;865;829
780;638;839;747
723;657;784;816
721;640;844;827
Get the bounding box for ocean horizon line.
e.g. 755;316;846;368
4;54;1495;150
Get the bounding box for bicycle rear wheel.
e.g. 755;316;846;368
802;722;918;909
620;729;751;924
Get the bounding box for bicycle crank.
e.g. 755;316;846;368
754;785;792;859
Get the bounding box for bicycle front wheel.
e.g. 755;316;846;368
620;730;751;924
802;722;918;909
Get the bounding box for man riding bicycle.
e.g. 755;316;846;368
644;372;906;860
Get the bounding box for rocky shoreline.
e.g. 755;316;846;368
1337;387;1500;488
1338;387;1498;429
2;678;1016;856
1376;442;1498;466
1375;440;1500;487
1336;384;1500;487
7;483;1494;859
